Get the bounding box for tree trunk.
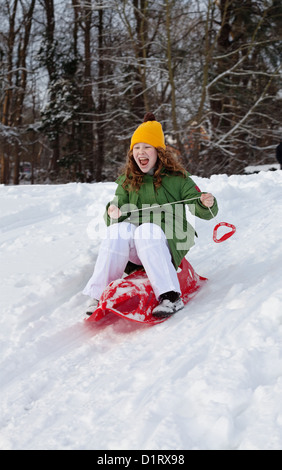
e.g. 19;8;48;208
13;0;36;185
74;0;95;178
0;0;18;185
95;8;106;182
42;0;60;173
165;0;180;148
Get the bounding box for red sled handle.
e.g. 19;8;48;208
213;222;236;243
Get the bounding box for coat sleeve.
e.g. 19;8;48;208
181;174;219;220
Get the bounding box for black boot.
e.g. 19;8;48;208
152;291;184;319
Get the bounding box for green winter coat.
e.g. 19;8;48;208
104;171;218;269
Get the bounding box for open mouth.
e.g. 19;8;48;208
139;158;149;168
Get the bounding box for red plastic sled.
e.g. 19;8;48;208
86;257;207;325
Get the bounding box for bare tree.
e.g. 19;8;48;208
0;0;19;184
1;0;281;184
194;0;282;175
13;0;36;184
72;1;95;178
95;7;106;181
39;0;61;174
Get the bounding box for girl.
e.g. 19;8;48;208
83;113;218;318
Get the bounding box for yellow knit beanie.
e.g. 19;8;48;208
130;112;166;150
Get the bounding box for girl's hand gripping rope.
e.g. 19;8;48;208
200;193;214;208
108;204;122;220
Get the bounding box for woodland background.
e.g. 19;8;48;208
0;0;281;185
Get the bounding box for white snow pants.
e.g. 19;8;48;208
83;222;180;301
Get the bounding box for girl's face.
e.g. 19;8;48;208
132;143;158;173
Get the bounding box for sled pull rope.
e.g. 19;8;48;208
120;196;236;243
120;196;202;215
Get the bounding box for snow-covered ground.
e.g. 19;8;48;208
1;170;282;450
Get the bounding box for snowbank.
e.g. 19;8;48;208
1;171;282;450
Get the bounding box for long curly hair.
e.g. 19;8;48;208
121;146;187;192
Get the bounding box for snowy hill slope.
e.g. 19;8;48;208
1;171;282;450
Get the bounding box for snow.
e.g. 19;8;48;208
1;170;282;450
244;163;280;173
